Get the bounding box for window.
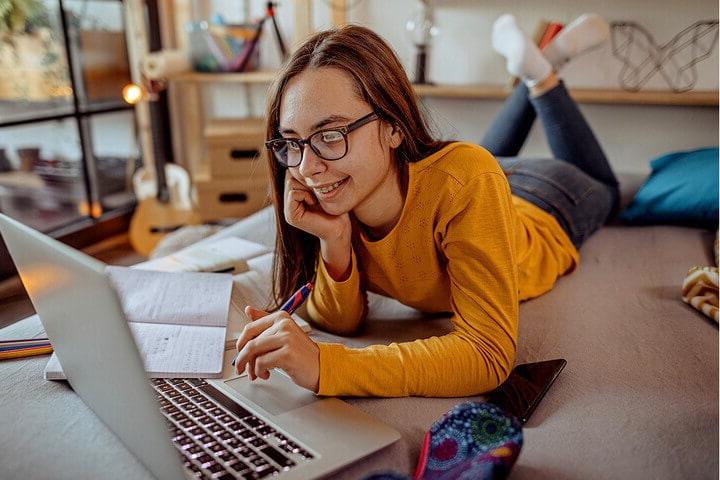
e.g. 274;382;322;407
0;0;139;278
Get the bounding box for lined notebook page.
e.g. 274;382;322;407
128;323;225;378
106;266;232;327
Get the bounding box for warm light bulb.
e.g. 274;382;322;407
122;83;145;105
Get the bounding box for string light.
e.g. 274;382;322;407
122;83;146;105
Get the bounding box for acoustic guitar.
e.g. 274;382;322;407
128;0;198;257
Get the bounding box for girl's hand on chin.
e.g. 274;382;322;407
284;170;351;242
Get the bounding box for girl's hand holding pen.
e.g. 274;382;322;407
234;305;320;393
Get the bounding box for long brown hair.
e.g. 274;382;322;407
264;24;449;307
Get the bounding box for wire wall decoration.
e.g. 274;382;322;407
610;20;719;93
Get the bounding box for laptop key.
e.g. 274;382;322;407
207;423;225;433
248;456;269;468
187;409;204;419
235;446;254;458
298;449;315;459
256;426;275;436
225;438;243;450
197;454;214;466
227;421;243;431
208;443;225;453
279;443;299;454
231;459;251;473
243;416;264;429
244;466;277;479
261;445;296;468
205;462;224;474
198;415;215;426
216;450;234;462
237;429;255;439
198;384;253;419
258;466;279;478
218;414;234;424
248;437;267;448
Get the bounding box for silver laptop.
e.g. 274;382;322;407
0;213;399;480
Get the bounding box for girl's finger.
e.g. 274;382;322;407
254;347;287;380
244;306;269;321
235;315;275;352
234;332;286;378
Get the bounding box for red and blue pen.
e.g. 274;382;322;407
232;282;313;368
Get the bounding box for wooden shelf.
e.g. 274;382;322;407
414;83;719;106
173;70;278;84
173;71;718;106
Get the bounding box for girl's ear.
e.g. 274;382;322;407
385;123;403;149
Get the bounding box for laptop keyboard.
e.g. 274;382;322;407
151;378;315;479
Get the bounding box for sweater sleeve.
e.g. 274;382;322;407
306;248;368;336
315;173;518;397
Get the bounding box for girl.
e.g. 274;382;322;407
233;14;618;398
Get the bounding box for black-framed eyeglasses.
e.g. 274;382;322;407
265;111;380;167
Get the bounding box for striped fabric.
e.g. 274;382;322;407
682;266;719;323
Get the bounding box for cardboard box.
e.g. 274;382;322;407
208;146;269;177
205;117;267;177
193;174;271;221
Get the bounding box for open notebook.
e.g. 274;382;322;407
45;267;233;380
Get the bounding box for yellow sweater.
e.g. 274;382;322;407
307;142;579;397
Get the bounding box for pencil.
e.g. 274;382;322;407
0;341;52;353
0;337;49;345
0;344;53;360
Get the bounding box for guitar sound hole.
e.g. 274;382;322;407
219;193;248;203
150;225;183;234
230;149;258;159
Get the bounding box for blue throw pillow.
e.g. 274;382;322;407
618;147;719;228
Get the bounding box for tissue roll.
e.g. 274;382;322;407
142;50;190;79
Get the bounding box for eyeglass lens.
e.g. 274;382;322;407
271;129;347;167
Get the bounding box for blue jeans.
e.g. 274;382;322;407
481;81;619;249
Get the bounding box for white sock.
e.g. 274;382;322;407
492;14;552;87
543;13;610;70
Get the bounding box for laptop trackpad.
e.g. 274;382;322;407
224;372;317;415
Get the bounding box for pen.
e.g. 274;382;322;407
232;282;313;368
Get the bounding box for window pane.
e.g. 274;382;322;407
88;110;139;211
0;119;88;232
0;0;73;123
65;0;131;109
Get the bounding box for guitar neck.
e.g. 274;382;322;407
147;0;172;204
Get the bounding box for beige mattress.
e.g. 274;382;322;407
0;179;716;479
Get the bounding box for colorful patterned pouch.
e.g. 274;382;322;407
364;401;523;480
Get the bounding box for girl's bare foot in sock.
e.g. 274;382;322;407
492;14;552;87
543;13;610;71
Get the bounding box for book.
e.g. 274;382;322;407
45;267;234;381
137;237;270;274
